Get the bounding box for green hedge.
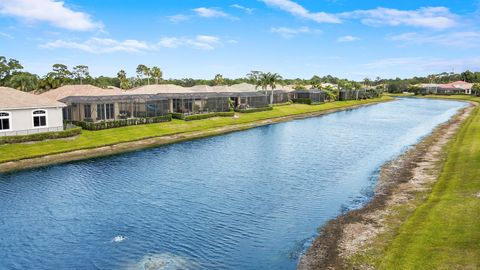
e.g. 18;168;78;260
292;98;312;105
171;112;185;120
0;127;82;145
272;101;292;107
184;111;235;121
71;115;172;131
234;107;273;113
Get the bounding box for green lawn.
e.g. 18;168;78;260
0;97;391;163
379;95;480;269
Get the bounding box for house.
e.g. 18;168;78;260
291;89;326;103
40;85;127;122
0;87;66;136
443;81;473;95
132;83;269;112
417;81;473;95
131;85;232;114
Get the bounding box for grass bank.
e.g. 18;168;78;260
308;95;479;270
378;96;480;269
0;97;390;167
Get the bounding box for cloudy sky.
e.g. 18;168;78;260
1;0;479;80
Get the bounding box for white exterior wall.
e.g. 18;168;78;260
0;107;64;136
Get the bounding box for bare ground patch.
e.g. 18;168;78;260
298;103;475;270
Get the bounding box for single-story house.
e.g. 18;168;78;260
59;94;170;122
418;81;473;95
0;87;66;136
265;90;290;104
339;89;370;101
291;89;326;103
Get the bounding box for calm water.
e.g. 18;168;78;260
0;98;467;270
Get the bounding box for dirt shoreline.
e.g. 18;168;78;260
297;102;475;270
0;100;389;173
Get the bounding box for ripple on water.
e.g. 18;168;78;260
0;98;468;270
125;253;200;270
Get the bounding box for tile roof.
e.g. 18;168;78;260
0;87;66;110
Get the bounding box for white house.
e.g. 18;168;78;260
0;87;66;136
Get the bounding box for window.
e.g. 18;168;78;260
0;112;10;131
33;110;47;127
96;104;114;120
84;104;91;119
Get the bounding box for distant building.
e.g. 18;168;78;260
417;81;473;95
0;87;66;136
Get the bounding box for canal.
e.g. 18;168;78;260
0;98;467;269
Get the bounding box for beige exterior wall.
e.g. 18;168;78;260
0;106;64;136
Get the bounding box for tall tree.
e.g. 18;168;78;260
214;74;224;86
0;56;23;84
136;64;147;85
143;66;151;85
246;71;262;84
48;64;71;87
73;65;89;85
150;66;162;84
267;72;283;105
310;75;322;89
117;70;131;89
8;72;38;92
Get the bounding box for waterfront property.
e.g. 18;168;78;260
291;89;326;103
265;90;291;104
418;81;474;95
0;87;66;136
0;98;466;270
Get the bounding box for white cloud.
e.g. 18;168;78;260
230;4;254;14
0;32;14;39
159;35;223;50
260;1;459;30
363;57;480;72
158;37;182;48
261;0;341;23
342;7;457;30
41;38;153;53
337;35;359;42
168;14;190;23
271;26;319;38
192;7;229;18
388;31;480;48
0;0;102;31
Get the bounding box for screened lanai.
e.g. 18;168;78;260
228;92;269;109
291;89;326;103
157;93;231;114
60;94;170;122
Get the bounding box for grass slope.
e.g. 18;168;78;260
0;97;390;163
379;95;480;269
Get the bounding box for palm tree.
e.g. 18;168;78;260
117;70;130;89
8;72;38;91
143;66;151;85
136;64;147;85
255;72;269;94
150;66;162;84
323;85;337;101
267;72;283;105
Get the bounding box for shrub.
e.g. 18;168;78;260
0;127;82;145
184;111;235;121
234;107;273;113
71;114;172;131
273;101;292;107
171;113;185;120
292;98;312;105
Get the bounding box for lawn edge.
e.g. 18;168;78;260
0;99;390;173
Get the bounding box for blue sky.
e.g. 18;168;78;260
1;0;479;80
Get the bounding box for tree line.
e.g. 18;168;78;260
1;55;479;93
